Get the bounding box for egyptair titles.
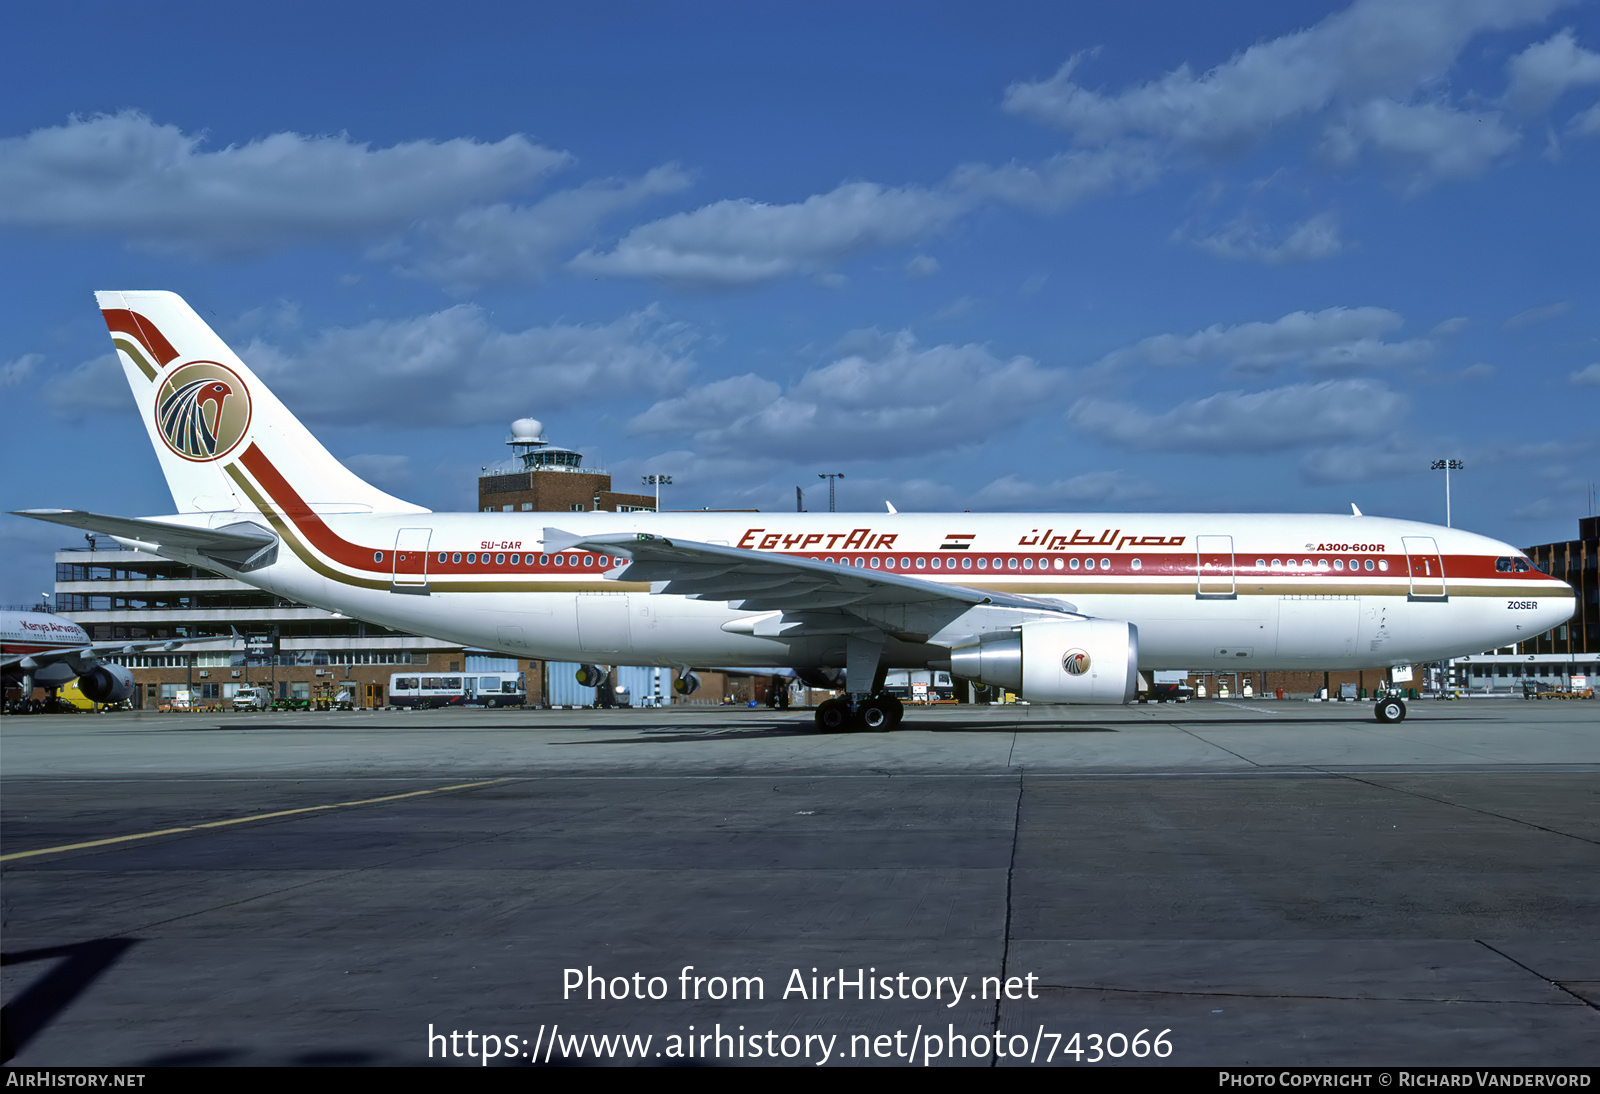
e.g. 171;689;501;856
735;527;1187;553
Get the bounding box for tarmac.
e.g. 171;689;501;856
2;698;1596;1067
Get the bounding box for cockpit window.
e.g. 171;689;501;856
1514;558;1530;572
1496;557;1514;572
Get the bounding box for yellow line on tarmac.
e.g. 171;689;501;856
0;779;509;862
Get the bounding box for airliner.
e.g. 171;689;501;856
2;607;178;712
12;292;1576;731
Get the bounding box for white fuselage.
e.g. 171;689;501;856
140;507;1573;674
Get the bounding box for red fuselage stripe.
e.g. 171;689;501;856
233;446;1560;586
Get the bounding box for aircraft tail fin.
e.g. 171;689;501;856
94;291;426;517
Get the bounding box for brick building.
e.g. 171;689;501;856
478;417;655;515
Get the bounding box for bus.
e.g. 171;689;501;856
389;672;526;709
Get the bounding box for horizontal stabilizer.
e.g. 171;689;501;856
14;509;279;571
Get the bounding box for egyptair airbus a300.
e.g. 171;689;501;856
12;292;1576;730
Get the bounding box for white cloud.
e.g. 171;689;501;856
951;143;1165;212
39;353;134;418
1502;300;1571;330
1184;211;1347;264
1;353;41;388
400;165;691;289
0;112;570;258
1320;99;1521;186
241;305;696;427
971;471;1158;508
628;331;1063;459
1298;436;1439;483
1570;101;1600;134
1092;306;1424;376
1430;316;1470;336
904;254;941;278
1002;0;1563;151
1067;379;1409;453
1570;363;1600;385
571;182;967;287
1505;28;1600;112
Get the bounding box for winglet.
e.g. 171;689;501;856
1351;503;1362;517
886;501;897;514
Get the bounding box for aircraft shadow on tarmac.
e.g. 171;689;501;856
0;937;139;1064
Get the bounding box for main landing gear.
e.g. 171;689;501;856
815;693;904;732
1374;694;1408;723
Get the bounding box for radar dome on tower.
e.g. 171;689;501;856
509;418;545;444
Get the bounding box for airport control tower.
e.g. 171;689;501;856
476;418;656;514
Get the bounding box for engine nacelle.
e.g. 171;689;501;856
575;664;609;688
673;671;701;696
78;663;136;704
949;619;1138;705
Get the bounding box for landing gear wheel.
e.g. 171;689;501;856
879;694;904;729
857;698;895;731
1375;696;1407;723
815;697;851;732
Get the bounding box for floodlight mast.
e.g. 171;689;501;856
642;474;673;512
1430;459;1464;527
818;472;844;512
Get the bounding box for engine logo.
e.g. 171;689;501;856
1062;648;1091;676
154;361;251;462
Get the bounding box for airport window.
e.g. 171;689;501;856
884;557;895;569
1348;557;1359;568
1333;559;1343;570
466;553;476;564
495;554;505;565
1023;558;1034;569
1131;559;1142;570
977;558;987;569
522;504;533;512
1318;559;1330;569
540;554;549;565
502;505;512;513
1070;558;1080;570
452;553;462;563
870;557;881;569
961;558;972;570
437;553;447;563
374;552;384;563
856;557;866;567
915;558;926;569
1364;559;1375;571
993;558;1003;568
598;556;609;567
1007;558;1018;570
1271;559;1282;568
570;503;585;511
1053;558;1064;570
1100;558;1111;569
1378;560;1389;571
509;554;519;565
901;557;911;569
554;555;563;566
1256;559;1265;568
1084;559;1095;571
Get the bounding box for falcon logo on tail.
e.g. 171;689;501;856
155;361;251;462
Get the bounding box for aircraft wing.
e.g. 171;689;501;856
13;509;278;570
2;637;187;673
543;528;1077;640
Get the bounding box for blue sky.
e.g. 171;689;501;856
2;0;1597;606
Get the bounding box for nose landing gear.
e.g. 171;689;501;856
1374;694;1408;723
